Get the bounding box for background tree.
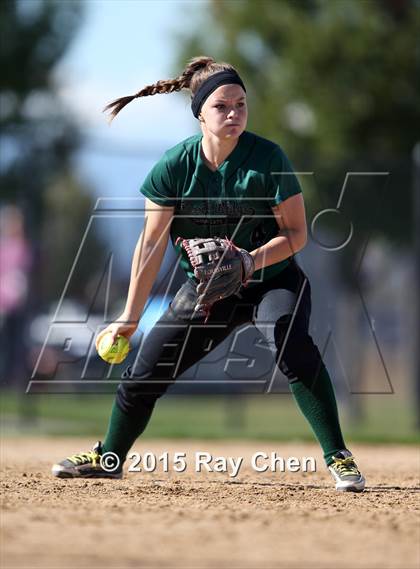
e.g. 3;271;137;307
0;0;105;306
175;0;420;418
177;0;419;248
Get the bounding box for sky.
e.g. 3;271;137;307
54;0;203;149
52;1;208;269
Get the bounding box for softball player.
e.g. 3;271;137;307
52;56;365;492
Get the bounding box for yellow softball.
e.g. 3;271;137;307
97;333;130;364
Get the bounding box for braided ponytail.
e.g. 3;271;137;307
103;55;238;122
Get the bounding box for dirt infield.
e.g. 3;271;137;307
1;438;419;569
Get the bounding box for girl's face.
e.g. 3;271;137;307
198;84;248;140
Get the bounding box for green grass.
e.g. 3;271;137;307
1;390;419;443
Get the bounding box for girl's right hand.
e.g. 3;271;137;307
95;314;138;351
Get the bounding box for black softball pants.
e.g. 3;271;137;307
117;258;325;412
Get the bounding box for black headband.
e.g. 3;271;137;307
191;70;246;118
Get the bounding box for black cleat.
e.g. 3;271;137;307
51;441;123;479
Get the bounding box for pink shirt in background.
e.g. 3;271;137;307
0;236;32;315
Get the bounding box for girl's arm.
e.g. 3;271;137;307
95;198;174;347
123;199;174;322
250;193;307;272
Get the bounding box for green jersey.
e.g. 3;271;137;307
140;130;302;285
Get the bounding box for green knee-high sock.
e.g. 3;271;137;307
289;365;346;466
102;400;154;463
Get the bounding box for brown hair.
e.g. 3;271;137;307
103;55;238;122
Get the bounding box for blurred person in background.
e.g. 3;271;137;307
0;204;32;391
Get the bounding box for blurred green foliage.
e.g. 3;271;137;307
0;0;83;222
1;392;419;443
176;0;420;258
0;0;105;304
41;171;107;301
